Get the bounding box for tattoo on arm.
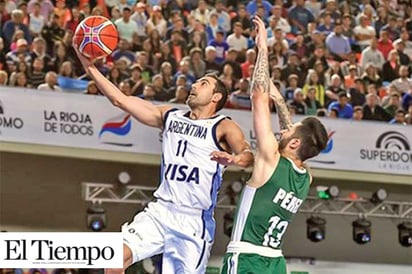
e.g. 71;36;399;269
273;96;293;130
251;48;270;93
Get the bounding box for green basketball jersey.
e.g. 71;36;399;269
230;156;310;250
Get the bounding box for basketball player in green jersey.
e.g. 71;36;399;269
221;16;329;274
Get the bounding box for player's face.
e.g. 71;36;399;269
278;123;302;152
186;76;217;109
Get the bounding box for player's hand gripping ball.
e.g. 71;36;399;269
73;16;118;59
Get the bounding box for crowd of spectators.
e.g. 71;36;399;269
0;0;411;125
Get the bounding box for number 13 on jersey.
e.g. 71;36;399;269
262;216;289;249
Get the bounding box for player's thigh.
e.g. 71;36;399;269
163;234;213;274
122;206;165;263
222;253;286;274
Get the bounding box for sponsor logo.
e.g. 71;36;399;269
360;131;411;172
0;232;123;268
99;114;132;146
43;110;94;136
0;100;24;132
375;131;410;150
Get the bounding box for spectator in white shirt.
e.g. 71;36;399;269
354;14;376;49
190;0;210;25
270;5;291;34
38;71;62;92
268;27;289;50
361;37;385;71
226;22;248;56
28;2;44;37
146;5;167;38
391;66;412;94
115;6;139;44
130;3;148;41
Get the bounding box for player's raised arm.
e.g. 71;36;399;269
269;79;293;131
250;17;270;93
74;46;171;129
250;16;278;159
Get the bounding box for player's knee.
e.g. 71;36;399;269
123;243;133;268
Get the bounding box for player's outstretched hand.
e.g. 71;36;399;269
250;83;267;101
253;16;268;51
72;41;95;71
210;151;237;166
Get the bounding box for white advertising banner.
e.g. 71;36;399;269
0;232;123;268
0;89;411;175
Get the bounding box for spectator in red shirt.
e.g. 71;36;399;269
377;29;394;60
166;30;187;65
241;48;256;79
0;1;11;27
65;7;83;33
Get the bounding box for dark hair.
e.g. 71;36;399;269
396;109;406;115
120;79;131;87
205;73;228;112
338;91;348;98
330;108;339;116
316;109;327;117
354;106;363;112
292;117;328;161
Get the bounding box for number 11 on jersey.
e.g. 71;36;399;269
176;140;188;157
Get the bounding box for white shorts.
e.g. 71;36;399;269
122;199;214;274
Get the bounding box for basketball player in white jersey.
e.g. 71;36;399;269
74;46;254;273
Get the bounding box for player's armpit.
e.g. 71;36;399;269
248;152;280;188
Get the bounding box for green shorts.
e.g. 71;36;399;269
221;252;287;274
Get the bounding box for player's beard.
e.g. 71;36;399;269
278;136;291;152
186;96;196;107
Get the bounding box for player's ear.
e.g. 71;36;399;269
289;138;300;150
212;92;223;103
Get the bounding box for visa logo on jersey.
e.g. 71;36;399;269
164;163;200;184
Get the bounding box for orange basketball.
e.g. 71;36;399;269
73;16;118;59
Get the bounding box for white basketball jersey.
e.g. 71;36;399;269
154;109;227;212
